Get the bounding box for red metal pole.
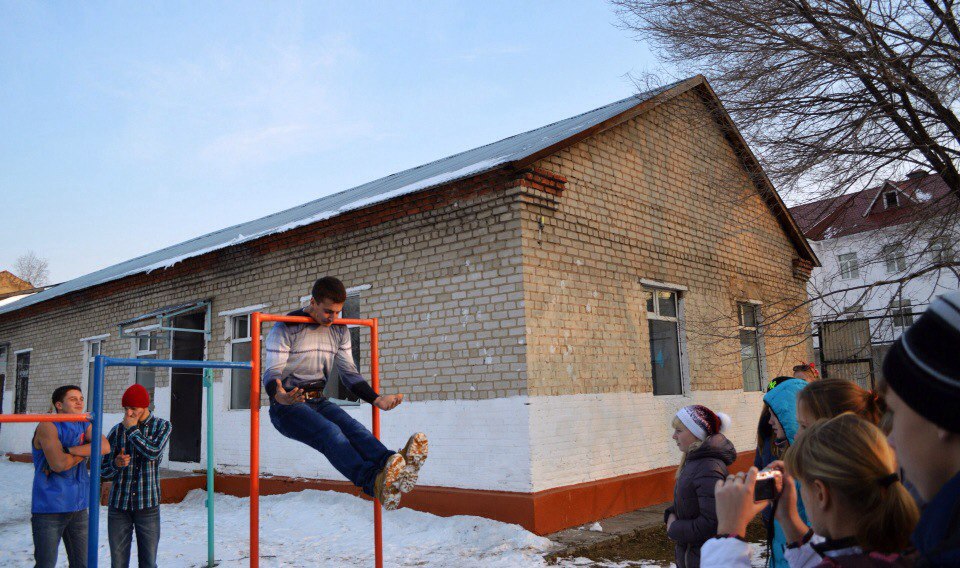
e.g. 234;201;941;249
0;414;89;423
250;312;262;568
371;318;383;568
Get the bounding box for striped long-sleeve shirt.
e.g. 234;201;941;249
261;309;378;403
100;414;172;510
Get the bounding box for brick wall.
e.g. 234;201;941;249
0;181;527;415
522;89;811;399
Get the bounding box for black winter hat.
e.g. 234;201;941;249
883;291;960;432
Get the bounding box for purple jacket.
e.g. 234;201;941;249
666;433;737;568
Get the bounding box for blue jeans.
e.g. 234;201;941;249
32;510;88;568
269;399;393;496
108;506;160;568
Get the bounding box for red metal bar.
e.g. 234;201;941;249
249;312;262;568
250;314;382;567
0;414;90;423
371;318;382;568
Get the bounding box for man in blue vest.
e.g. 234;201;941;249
31;385;110;568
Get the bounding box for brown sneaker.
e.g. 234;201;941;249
374;453;406;510
396;432;428;494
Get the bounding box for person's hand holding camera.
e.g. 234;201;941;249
714;467;770;538
766;461;810;543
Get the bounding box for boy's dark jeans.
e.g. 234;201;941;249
32;510;88;568
269;398;393;496
108;506;160;568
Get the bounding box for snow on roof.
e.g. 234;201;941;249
0;292;35;308
0;80;684;317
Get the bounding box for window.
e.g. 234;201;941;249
0;345;7;413
84;340;103;410
229;314;253;409
838;253;859;279
134;335;157;410
738;303;763;392
890;299;914;328
883;191;900;209
883;244;906;273
15;350;30;414
325;293;362;403
645;288;683;395
930;236;955;264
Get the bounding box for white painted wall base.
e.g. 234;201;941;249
2;386;764;495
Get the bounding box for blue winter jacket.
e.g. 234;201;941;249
762;378;809;568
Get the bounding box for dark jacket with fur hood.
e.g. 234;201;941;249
665;433;738;568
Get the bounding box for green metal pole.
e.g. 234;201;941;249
203;369;216;567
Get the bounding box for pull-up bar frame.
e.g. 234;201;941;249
88;356;251;567
1;316;381;567
249;313;382;568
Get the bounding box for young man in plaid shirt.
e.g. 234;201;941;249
100;384;172;568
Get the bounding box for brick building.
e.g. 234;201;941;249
0;76;816;533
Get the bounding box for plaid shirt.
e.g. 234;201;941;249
100;414;172;510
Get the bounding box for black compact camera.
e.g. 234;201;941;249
298;379;327;400
754;470;783;502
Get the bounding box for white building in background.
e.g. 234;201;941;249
790;171;959;350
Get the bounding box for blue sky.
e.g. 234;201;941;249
1;2;667;283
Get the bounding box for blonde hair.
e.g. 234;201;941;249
671;416;703;479
784;413;919;552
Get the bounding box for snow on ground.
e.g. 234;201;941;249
0;458;765;567
0;458;607;567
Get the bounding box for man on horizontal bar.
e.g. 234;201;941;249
264;276;428;510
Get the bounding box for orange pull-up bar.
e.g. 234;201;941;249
249;314;381;568
0;414;89;423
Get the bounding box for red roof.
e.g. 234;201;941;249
788;173;955;241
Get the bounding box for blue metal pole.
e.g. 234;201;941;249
102;357;250;371
203;369;216;567
87;355;107;568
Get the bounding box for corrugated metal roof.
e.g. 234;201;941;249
0;80;685;316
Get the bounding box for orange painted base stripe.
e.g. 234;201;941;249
4;450;755;535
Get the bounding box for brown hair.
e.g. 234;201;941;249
311;276;347;303
798;379;885;426
784;413;919;552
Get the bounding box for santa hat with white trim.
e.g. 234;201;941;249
676;404;731;441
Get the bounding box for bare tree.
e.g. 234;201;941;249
15;251;50;288
613;0;960;199
612;1;960;383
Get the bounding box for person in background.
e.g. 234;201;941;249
31;385;111;568
100;384;172;568
881;290;960;566
792;363;819;383
795;378;884;437
701;413;918;567
665;405;737;568
762;378;808;567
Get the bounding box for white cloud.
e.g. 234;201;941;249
106;32;374;175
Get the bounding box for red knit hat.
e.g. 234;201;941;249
122;384;150;408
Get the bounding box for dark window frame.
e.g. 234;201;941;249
645;288;684;396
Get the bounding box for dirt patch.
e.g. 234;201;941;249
551;518;768;566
